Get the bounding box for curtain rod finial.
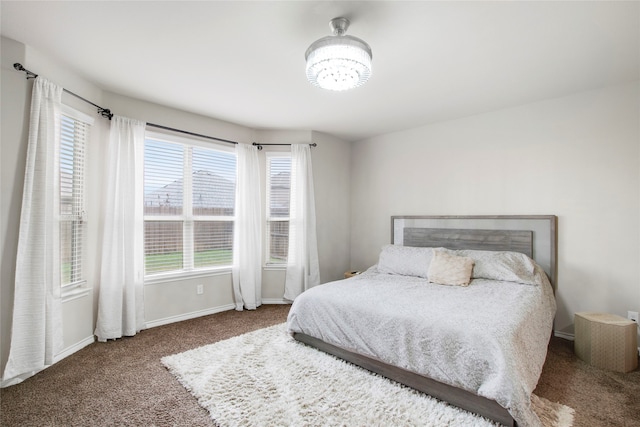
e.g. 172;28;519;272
14;63;37;79
99;108;113;120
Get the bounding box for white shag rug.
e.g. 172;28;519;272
162;323;574;427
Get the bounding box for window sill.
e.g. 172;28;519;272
263;264;287;271
62;284;91;303
145;267;232;285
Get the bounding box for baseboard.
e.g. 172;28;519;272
54;335;95;363
554;330;640;356
2;335;95;388
145;298;292;329
554;330;574;341
262;298;292;305
145;304;236;329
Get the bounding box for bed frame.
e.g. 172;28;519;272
293;215;558;427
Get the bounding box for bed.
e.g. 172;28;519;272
287;215;557;427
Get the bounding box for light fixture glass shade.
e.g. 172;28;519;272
305;18;372;91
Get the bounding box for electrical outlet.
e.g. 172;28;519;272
196;284;204;295
628;311;638;323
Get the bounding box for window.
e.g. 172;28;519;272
59;106;91;288
144;134;236;276
266;154;291;264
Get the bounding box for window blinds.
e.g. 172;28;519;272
192;147;236;268
60;114;88;286
266;156;291;263
144;138;236;275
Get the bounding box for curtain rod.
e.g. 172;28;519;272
252;142;317;151
14;63;316;150
13;62;240;146
146;123;237;145
14;63;114;120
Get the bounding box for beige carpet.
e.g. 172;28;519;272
162;323;573;426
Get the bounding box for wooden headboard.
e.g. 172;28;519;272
391;215;558;290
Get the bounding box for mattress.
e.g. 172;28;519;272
287;263;556;427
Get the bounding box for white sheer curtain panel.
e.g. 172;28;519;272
94;116;146;341
3;78;64;385
284;144;320;300
232;143;263;310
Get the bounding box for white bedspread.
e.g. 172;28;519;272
287;265;556;427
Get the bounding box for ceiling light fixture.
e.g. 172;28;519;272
305;17;372;91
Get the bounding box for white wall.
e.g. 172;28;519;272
1;37;353;378
103;84;354;319
311;131;352;283
350;82;640;336
101;91;255;324
1;37;106;378
97;99;352;320
254;129;313;303
250;129;352;301
1;37;29;378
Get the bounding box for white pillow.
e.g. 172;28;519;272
450;249;538;285
377;245;433;278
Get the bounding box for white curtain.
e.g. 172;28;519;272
94;116;146;341
284;144;320;300
3;78;64;384
232;143;262;310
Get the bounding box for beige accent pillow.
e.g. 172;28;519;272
428;250;475;286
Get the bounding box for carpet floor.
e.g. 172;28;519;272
1;304;639;426
162;323;572;427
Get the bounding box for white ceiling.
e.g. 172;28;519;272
2;1;638;141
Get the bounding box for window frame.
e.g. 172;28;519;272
143;131;236;281
265;151;291;267
59;104;93;295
